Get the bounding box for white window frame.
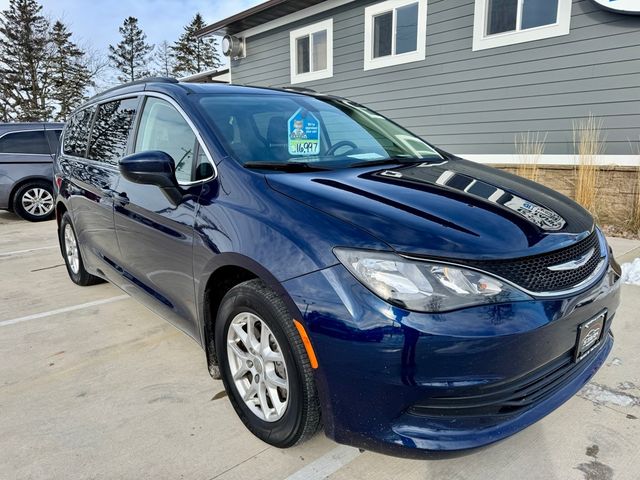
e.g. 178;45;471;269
472;0;572;51
363;0;427;71
289;19;334;84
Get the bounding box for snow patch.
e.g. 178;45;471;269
620;258;640;285
579;382;639;408
610;357;623;366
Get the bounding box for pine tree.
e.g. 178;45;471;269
153;40;175;77
108;16;153;83
172;13;221;78
0;0;52;121
49;21;92;121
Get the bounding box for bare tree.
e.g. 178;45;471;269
153;40;175;77
83;44;112;92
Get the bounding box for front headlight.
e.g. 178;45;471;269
334;248;531;312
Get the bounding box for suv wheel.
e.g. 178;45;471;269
13;181;55;222
59;212;103;286
215;279;321;447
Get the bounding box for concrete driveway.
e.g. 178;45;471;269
1;211;638;480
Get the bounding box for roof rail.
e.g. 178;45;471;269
88;77;179;102
281;86;317;94
140;77;179;85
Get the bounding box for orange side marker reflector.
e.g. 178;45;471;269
293;319;319;369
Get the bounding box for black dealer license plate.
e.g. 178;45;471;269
574;311;606;362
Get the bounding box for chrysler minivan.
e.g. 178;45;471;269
54;79;620;457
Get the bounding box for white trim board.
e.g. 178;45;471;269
363;0;428;71
472;0;572;51
289;18;334;84
238;0;355;38
461;154;640;167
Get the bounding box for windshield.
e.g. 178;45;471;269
196;93;442;169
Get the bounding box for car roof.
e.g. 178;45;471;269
84;77;337;107
0;122;64;132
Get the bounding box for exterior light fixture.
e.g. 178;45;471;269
222;35;245;59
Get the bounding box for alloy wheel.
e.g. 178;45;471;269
64;224;80;274
226;312;289;422
21;187;54;217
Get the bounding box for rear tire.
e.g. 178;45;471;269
59;212;103;286
13;181;55;222
215;279;321;447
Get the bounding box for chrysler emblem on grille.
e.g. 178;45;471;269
547;248;595;271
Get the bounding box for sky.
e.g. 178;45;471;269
0;0;263;59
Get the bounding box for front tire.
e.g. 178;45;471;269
59;212;102;286
13;181;55;222
215;279;321;448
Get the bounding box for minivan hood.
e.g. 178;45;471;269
265;158;594;260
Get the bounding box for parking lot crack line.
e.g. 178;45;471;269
207;446;271;480
0;295;130;327
30;263;65;272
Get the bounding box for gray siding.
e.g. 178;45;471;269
231;0;640;156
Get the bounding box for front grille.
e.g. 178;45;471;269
409;339;607;418
464;231;602;293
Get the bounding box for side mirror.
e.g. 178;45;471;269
119;151;182;205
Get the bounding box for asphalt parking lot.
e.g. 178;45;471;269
1;211;639;480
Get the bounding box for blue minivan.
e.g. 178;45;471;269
54;79;621;457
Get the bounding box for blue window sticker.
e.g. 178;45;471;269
288;108;320;156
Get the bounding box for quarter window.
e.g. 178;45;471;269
473;0;572;51
88;98;138;165
63;108;95;158
289;19;333;84
0;130;50;155
364;0;427;71
134;97;200;183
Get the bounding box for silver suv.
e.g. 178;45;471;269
0;122;63;221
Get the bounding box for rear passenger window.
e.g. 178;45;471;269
134;97;198;183
88;98;138;165
45;130;62;155
0;130;50;155
63;108;95;157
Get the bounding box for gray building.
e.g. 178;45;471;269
200;0;640;166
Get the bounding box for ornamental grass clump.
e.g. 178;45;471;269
630;138;640;234
573;115;605;220
515;131;547;182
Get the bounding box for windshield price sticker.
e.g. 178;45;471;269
288;109;320;156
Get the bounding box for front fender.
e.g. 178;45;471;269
191;159;387;383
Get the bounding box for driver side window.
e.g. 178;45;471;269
135;97;198;183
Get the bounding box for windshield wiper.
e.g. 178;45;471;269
243;161;330;172
347;158;420;168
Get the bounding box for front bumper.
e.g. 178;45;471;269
282;259;620;457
